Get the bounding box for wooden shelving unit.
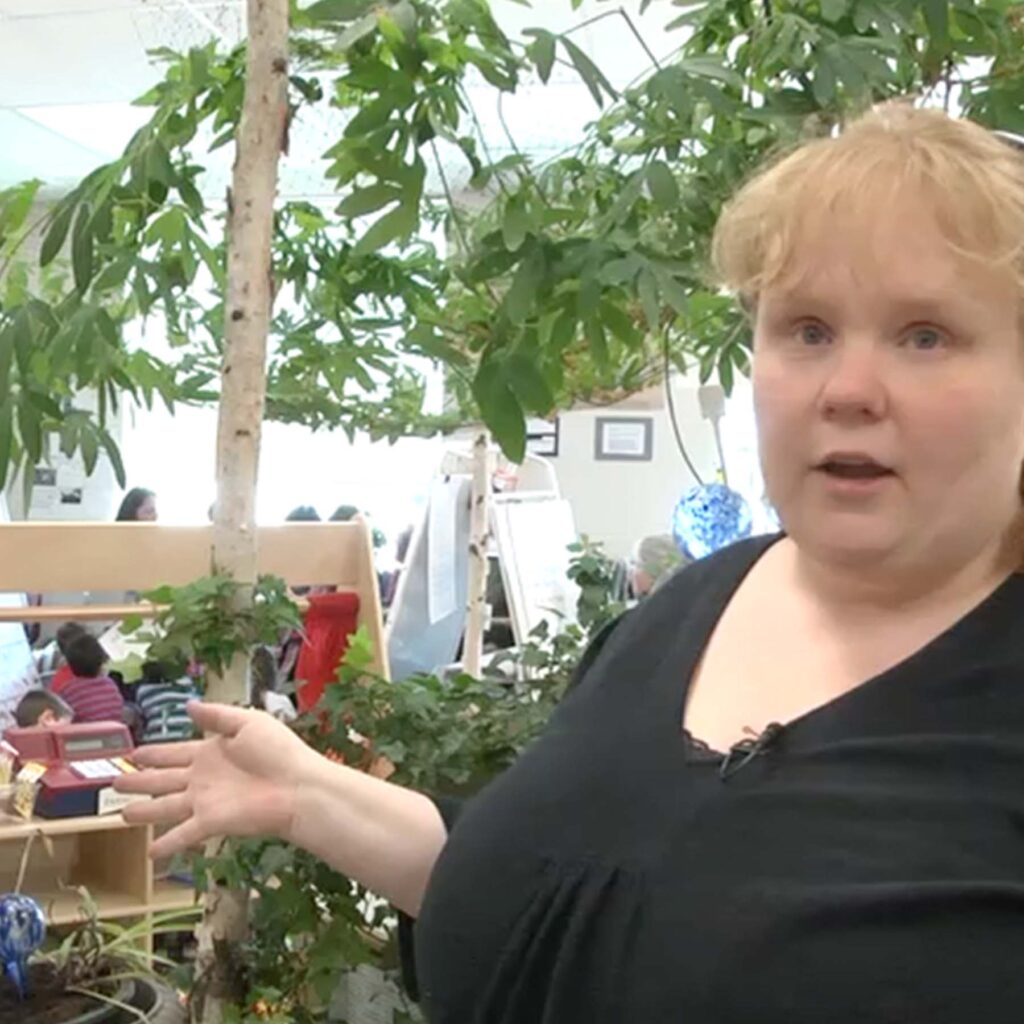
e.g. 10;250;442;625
0;814;196;931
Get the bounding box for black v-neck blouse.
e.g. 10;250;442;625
405;536;1024;1023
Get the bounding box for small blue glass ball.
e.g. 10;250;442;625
0;894;46;999
672;483;753;560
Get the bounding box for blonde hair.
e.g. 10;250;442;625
711;104;1024;311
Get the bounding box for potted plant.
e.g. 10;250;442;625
0;888;195;1024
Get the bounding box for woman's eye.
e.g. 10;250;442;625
901;326;947;351
796;322;830;346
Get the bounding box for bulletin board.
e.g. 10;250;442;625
491;493;580;646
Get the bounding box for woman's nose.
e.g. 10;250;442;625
817;341;889;422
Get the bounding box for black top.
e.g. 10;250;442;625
407;536;1024;1023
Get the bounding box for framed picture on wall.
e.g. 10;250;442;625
526;417;559;458
594;416;653;461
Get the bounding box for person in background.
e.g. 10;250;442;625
50;622;88;696
629;534;686;599
14;690;73;728
60;633;125;724
115;488;157;522
285;505;320;523
136;661;198;744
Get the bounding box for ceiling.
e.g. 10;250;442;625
0;0;673;200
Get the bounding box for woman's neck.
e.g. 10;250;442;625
781;535;1014;623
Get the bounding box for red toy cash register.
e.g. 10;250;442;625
3;722;136;819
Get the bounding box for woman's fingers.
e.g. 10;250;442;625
122;792;191;827
132;742;202;769
187;701;252;738
115;767;189;797
149;817;208;859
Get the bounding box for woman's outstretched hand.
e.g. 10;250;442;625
115;702;314;858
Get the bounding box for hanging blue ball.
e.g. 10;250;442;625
672;483;753;560
0;894;46;999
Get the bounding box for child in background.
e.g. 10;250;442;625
50;622;89;695
60;634;125;724
14;690;73;728
136;662;198;743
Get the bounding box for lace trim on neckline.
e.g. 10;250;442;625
682;728;726;760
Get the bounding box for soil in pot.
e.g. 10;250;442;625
0;963;123;1024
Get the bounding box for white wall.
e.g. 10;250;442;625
549;377;770;560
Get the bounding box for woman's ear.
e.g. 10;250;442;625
38;709;58;728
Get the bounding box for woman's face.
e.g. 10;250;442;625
136;495;158;522
753;199;1024;576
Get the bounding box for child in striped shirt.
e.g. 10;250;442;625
136;662;198;743
60;634;125;724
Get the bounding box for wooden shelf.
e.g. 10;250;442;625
34;886;154;925
0;813;135;839
151;879;197;913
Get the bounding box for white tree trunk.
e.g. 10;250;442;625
193;2;288;1021
463;431;492;678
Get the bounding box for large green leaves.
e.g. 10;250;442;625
472;360;525;463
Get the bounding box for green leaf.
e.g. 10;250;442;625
335;11;378;49
525;30;556;84
560;37;618;108
501;194;530;252
922;0;950;51
601;302;640;348
71;203;94;294
812;49;838;106
504;246;546;325
654;269;691;316
16;398;41;466
352;203;416;256
638;268;660;332
0;322;13;396
719;353;734;394
0;402;11;490
821;0;849;21
99;427;126;488
584;317;608;369
81;426;99;475
146;142;176;188
548;307;577;351
337;184;401;218
40;198;77;267
678;56;744;90
304;0;373;19
505;353;554;415
646;161;679;209
473;362;526;463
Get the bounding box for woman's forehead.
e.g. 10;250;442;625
762;201;1018;320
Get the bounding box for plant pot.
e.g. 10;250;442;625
2;968;184;1024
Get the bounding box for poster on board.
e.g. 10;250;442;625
491;494;580;646
387;476;472;682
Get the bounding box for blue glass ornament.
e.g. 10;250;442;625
0;894;46;999
672;483;753;560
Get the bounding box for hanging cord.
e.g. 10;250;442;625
662;332;704;485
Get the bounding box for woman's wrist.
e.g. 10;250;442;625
283;745;339;847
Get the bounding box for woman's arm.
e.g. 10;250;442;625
116;702;447;916
286;751;447;915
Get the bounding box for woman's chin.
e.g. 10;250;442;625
784;514;906;567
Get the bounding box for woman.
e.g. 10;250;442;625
117;106;1024;1022
115;487;157;522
